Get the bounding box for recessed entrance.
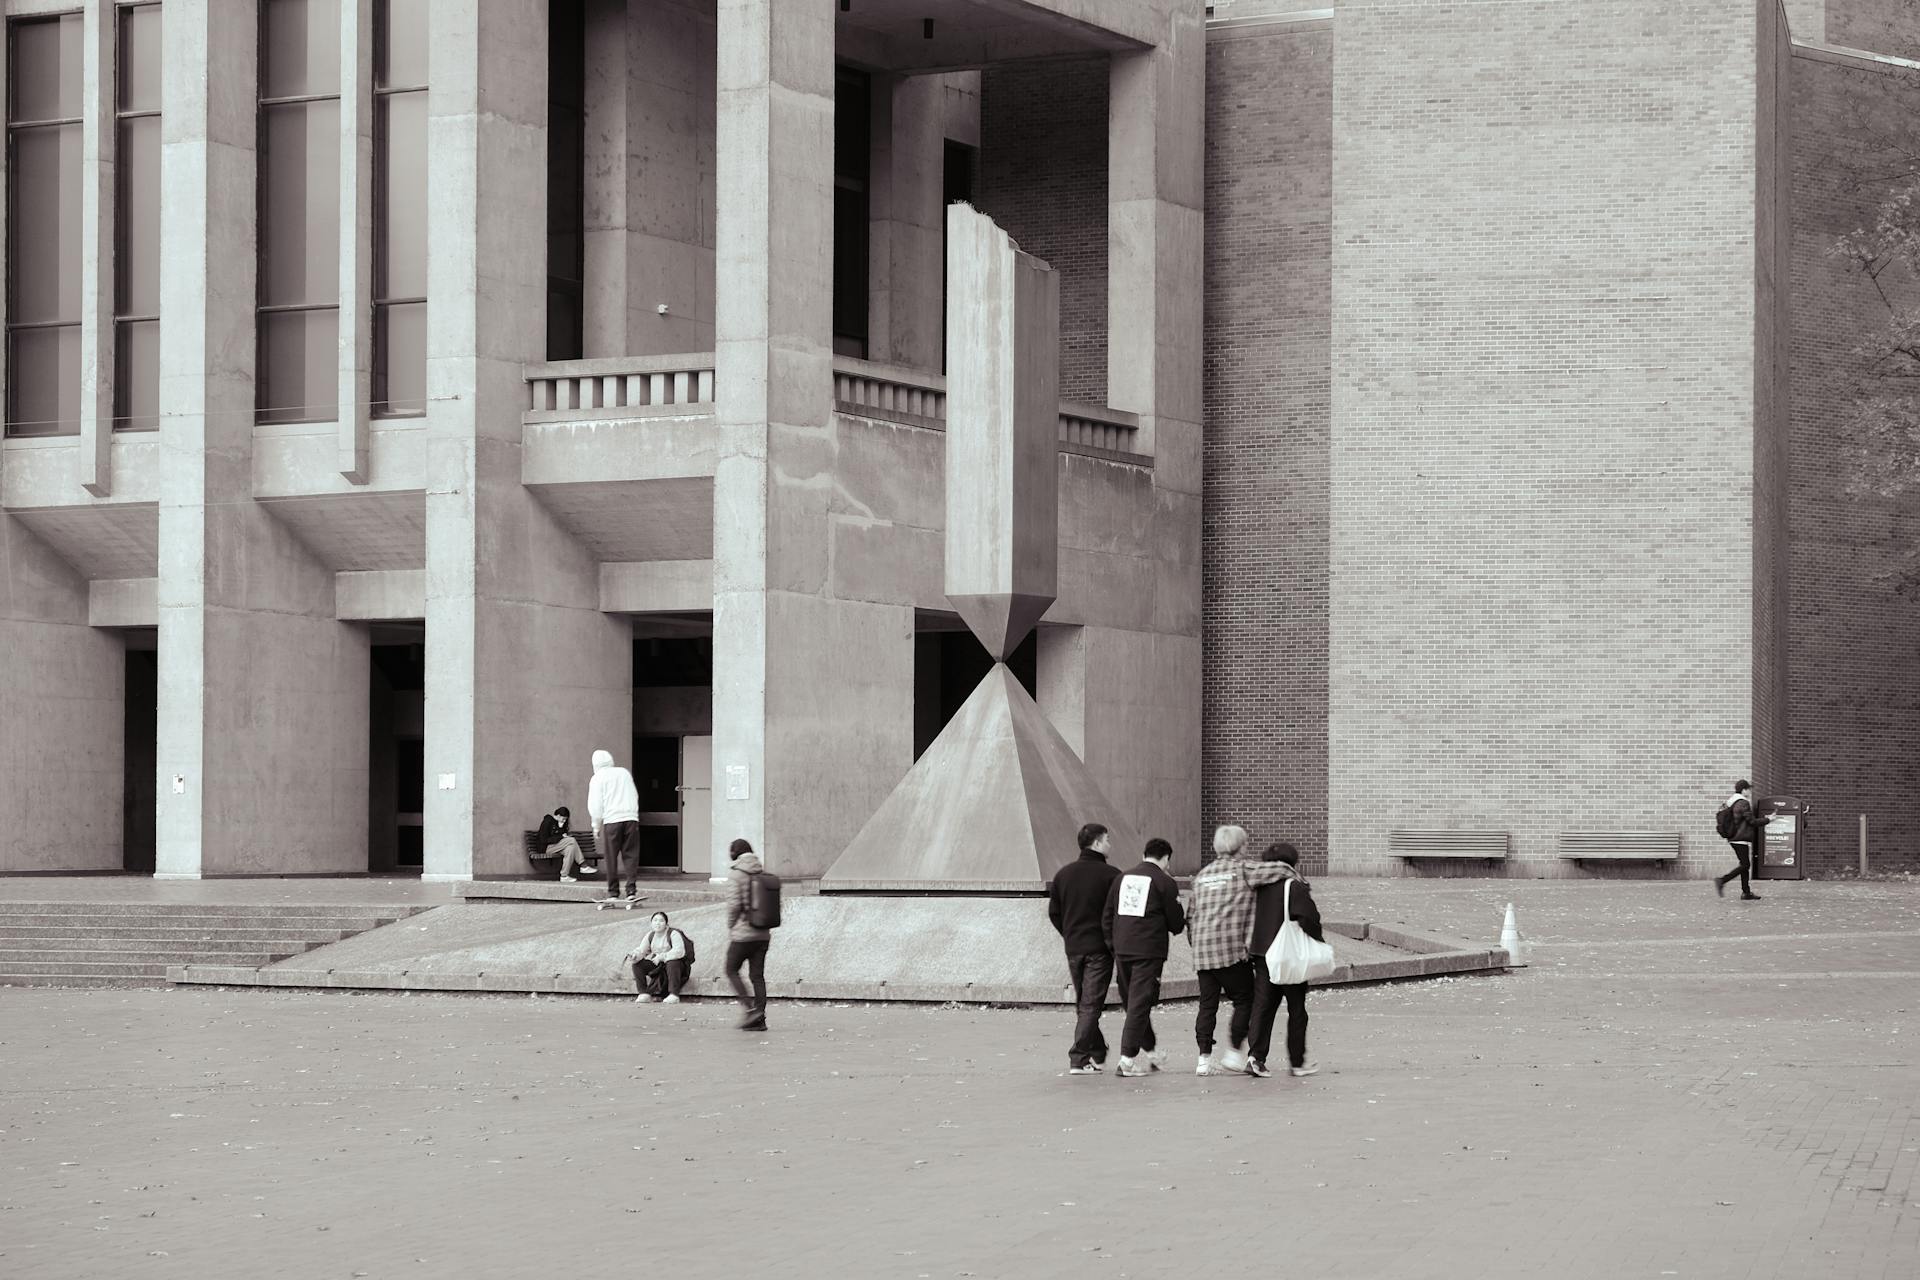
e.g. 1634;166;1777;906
122;632;157;874
631;617;713;872
368;624;425;873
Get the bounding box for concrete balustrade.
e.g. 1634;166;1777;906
524;355;717;419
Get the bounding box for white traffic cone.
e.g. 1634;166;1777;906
1499;902;1527;966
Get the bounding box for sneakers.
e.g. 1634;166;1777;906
1741;892;1762;900
738;1013;767;1031
1195;1054;1213;1076
560;875;577;883
1290;1062;1320;1077
1067;1063;1102;1075
1219;1043;1249;1074
633;993;653;1004
662;994;680;1004
1145;1048;1168;1073
1245;1059;1273;1079
1115;1057;1153;1078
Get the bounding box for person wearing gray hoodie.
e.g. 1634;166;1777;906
724;838;771;1030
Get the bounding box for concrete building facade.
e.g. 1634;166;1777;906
1;0;1913;881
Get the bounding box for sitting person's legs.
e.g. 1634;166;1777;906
551;835;583;880
631;958;666;999
662;957;688;999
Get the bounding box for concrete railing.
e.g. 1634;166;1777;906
833;356;948;425
832;356;1146;459
525;355;716;420
1057;401;1142;456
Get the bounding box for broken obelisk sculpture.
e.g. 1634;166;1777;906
820;206;1142;891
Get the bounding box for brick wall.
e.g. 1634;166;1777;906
974;56;1109;405
1200;19;1333;872
1826;0;1920;59
1787;44;1920;872
1326;0;1768;878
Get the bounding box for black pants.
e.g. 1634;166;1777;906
725;939;769;1023
631;957;688;998
1249;955;1309;1069
1115;956;1165;1059
1717;841;1754;895
1195;960;1255;1054
1064;951;1113;1068
601;820;640;897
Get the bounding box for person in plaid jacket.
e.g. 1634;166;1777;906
1187;824;1297;1076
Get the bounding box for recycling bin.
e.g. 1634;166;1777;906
1754;796;1811;881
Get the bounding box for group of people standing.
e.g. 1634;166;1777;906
1048;823;1324;1080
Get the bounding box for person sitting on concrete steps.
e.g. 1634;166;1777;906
536;806;587;882
627;911;692;1003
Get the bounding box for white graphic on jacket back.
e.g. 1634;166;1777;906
1116;874;1151;917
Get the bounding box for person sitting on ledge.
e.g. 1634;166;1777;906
535;806;586;882
626;911;691;1004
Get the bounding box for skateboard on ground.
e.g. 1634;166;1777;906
595;895;646;910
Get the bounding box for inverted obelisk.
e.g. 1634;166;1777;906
821;206;1140;891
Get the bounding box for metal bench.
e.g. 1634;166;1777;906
525;829;599;879
1557;832;1680;862
1388;830;1509;860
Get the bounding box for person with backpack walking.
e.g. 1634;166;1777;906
1187;825;1297;1076
626;911;694;1003
1245;841;1319;1079
1102;837;1186;1078
1048;822;1124;1074
724;838;780;1030
1714;780;1763;900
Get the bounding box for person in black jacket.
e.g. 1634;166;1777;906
1246;842;1321;1078
1714;780;1763;900
1048;823;1123;1074
1102;837;1186;1078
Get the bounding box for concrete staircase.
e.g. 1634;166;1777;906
0;901;429;988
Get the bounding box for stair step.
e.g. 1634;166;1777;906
0;947;304;964
0;973;172;988
0;913;406;932
0;926;350;944
0;902;426;919
0;958;291;977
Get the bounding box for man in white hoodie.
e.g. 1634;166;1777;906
587;749;642;903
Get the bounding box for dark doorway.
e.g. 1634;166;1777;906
369;627;425;872
913;623;1037;760
122;637;157;874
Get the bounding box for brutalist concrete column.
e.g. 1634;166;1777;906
337;0;373;483
868;74;946;372
580;0;629;357
78;0;114;496
1106;5;1205;492
422;0;629;881
711;0;911;880
155;0;369;877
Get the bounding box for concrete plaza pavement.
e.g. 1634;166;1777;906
2;876;1917;1279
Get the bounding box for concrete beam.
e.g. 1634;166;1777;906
336;569;425;620
599;559;714;614
89;576;158;627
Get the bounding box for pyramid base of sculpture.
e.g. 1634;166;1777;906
820;664;1141;892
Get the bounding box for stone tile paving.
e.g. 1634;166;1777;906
1;878;1916;1279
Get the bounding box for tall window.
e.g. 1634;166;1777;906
373;0;425;415
257;0;340;423
5;15;82;437
545;0;584;362
832;67;871;359
115;3;162;431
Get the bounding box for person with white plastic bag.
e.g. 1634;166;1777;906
1246;842;1329;1079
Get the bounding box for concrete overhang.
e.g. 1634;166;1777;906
835;0;1167;72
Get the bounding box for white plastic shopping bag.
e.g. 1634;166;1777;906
1264;880;1336;984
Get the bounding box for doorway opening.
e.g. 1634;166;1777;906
122;631;157;874
368;623;425;873
631;616;712;872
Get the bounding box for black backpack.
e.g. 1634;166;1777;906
747;871;783;929
675;928;696;968
1715;803;1740;839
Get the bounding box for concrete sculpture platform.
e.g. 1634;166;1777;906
169;897;1508;1002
